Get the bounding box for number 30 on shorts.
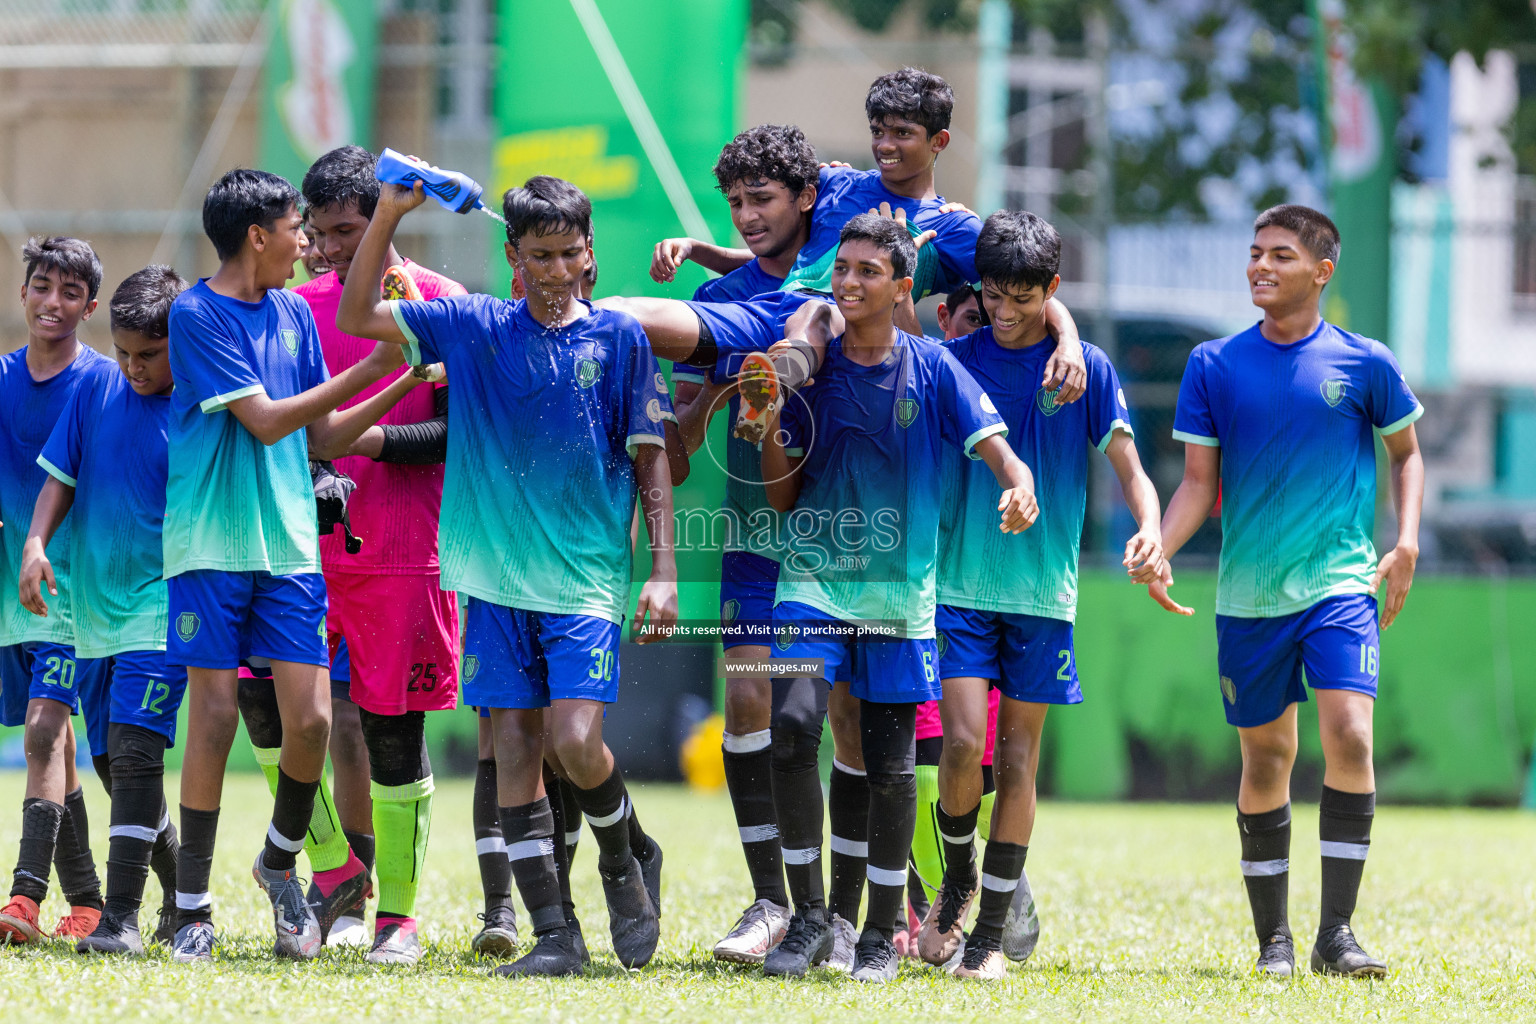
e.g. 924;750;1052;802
588;649;614;682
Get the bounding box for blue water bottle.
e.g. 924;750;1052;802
375;148;488;215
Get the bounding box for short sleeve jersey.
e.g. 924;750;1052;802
938;331;1132;621
791;166;981;300
163;281;331;578
775;331;1006;638
690;260;785;304
0;344;113;646
390;296;674;624
295;260;465;575
1172;320;1424;618
38;372;170;658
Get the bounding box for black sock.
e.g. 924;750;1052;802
970;841;1027;943
344;828;376;878
10;798;63;903
545;771;576;923
556;776;583;868
1238;802;1292;943
472;759;513;913
827;759;869;923
722;731;787;907
499;798;564;935
769;676;828;916
262;769;319;872
1318;787;1375;934
150;803;180;903
571;768;636;873
176;805;219;928
907;866;930;923
56;786;102;909
104;724;170;918
937;798;980;888
859;701;917;942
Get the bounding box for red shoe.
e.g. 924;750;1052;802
0;895;43;944
53;905;101;940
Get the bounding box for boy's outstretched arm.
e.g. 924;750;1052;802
1373;423;1423;629
1042;298;1086;403
675;375;737;456
759;398;803;514
633;445;678;644
226;341;402;447
308;361;437;459
18;477;74;617
651;237;754;283
1148;442;1220;615
973;434;1038;533
336;182;428;344
1103;432;1164;584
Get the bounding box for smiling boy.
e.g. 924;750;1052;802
1152;204;1424;979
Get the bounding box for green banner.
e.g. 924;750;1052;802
491;0;744;300
258;0;380;188
1312;0;1396;343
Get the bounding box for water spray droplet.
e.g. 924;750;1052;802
477;204;508;227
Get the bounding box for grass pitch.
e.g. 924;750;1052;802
0;772;1531;1022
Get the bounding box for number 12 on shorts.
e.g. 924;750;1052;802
1359;645;1378;677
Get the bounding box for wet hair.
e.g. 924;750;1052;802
202;168;301;261
501;175;592;249
109;265;189;340
975;210;1061;292
1253;204;1340;265
865;67;954;136
945;284;987;326
302;145;381;220
837;212;917;280
712;124;819;197
22;236;103;301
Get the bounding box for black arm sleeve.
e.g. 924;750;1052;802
376;385;448;464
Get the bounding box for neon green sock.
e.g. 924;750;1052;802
249;743;350;872
371;775;434;919
978;787;996;843
911;763;943;904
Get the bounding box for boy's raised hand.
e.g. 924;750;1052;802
651;237;694;283
375;181;428;220
870;202;937;252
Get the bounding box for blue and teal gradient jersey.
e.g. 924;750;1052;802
39;371;170;658
938;331;1132;622
392;296;674;624
164;281;329;578
786;166;981;300
775;331;1005;638
691;260;784;304
0;344;113;646
1172;320;1423;618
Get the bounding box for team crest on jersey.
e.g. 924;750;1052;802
646;398;663;422
721;599;740;626
1035;386;1063;416
576;357;602;388
463;655;480;682
1320;378;1347;408
895;397;919;428
280;329;299;356
1220;675;1236;705
774;622;801;652
654;372;667;392
176;613;200;642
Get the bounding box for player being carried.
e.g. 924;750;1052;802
163;168;417;964
338;174;677;978
755;213;1037;984
0;237;120;945
607;68;1088;437
18;266;193;954
917;211;1164;979
1152;205;1424;979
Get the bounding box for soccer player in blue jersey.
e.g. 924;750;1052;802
0;237;115;945
754;214;1037;984
338;174;678;978
164;169;409;963
606;70;1087;436
917;211;1165;979
17;266;190;954
1152;205;1424;979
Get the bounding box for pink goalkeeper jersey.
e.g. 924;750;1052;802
295;260;465;574
915;688;1000;765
